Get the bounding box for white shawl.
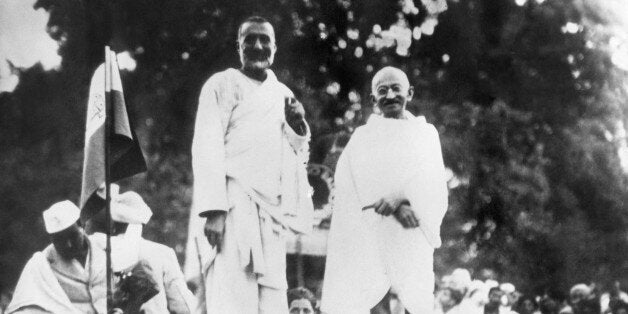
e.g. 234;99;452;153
321;112;448;314
186;68;313;280
6;252;82;314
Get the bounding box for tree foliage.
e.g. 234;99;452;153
1;0;627;295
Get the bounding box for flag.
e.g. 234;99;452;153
80;48;146;221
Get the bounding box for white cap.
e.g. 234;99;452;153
111;190;152;224
43;200;80;234
485;279;499;290
98;183;152;224
500;282;516;294
450;268;472;290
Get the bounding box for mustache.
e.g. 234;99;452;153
382;98;400;106
242;48;271;61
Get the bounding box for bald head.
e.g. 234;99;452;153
370;66;413;119
371;66;410;95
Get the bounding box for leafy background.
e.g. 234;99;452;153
1;0;628;297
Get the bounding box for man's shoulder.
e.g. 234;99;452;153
418;120;440;139
274;80;294;96
20;249;50;272
138;240;181;271
41;244;57;263
139;239;176;255
202;68;239;88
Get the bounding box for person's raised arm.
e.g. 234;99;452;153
284;96;311;154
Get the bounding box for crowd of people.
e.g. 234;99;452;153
285;271;628;314
432;269;628;314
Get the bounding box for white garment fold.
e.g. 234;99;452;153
186;68;313;307
6;252;82;314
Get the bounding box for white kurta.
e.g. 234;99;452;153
321;112;448;314
90;233;196;314
188;68;313;313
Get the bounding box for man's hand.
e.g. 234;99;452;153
394;203;420;228
203;211;227;252
368;197;405;216
285;97;307;135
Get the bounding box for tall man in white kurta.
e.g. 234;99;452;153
321;67;449;314
191;16;313;314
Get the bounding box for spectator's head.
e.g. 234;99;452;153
569;284;591;305
539;296;561;314
515;295;540;314
500;282;519;306
436;286;465;312
288;287;316;314
488;287;505;306
43;200;88;261
449;268;472;295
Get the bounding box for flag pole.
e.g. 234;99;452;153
104;45;113;313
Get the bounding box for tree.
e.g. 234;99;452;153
1;0;627;296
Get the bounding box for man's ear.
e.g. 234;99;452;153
407;86;414;101
370;94;377;105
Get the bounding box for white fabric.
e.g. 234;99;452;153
198;179;288;314
190;68;309;215
45;242;105;314
90;233;196;314
111;192;152;225
97;226;142;273
96;183;153;225
43;200;79;234
321;112;448;314
601;291;628;313
6;252;82;314
186;68;313;282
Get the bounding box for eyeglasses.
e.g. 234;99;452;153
376;84;404;96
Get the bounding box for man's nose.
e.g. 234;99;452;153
254;38;263;49
385;88;396;98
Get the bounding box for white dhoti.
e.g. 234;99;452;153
321;112;448;314
202;180;288;314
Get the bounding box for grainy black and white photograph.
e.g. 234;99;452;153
1;0;628;313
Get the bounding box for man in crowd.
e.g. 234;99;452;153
568;284;600;314
321;66;449;313
288;287;317;314
7;200;106;313
484;287;505;314
87;184;195;313
190;15;313;313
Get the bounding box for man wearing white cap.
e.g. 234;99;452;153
87;184;195;314
6;200;107;314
